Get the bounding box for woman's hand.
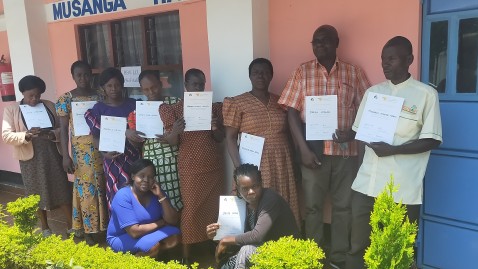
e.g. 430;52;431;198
25;127;41;141
62;156;75;174
126;129;145;143
172;117;185;135
101;151;121;159
206;223;220;240
150;183;164;198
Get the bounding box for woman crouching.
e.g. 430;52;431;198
107;159;181;258
206;164;300;268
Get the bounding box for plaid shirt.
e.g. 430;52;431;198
278;58;371;156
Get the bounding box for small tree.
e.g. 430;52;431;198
250;236;324;269
364;179;418;269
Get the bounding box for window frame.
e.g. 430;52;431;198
422;9;478;101
75;10;183;95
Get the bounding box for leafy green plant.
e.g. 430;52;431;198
250;236;324;269
364;179;418;269
6;194;40;234
0;195;210;269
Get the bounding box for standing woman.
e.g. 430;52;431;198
84;67;139;212
2;75;72;236
223;58;300;224
56;61;107;245
126;70;183;211
160;68;225;264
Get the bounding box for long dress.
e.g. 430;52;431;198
2;100;71;210
127;96;183;211
223;92;300;224
84;98;139;211
55;91;107;233
159;100;224;244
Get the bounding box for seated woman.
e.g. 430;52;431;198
206;164;300;269
107;159;181;258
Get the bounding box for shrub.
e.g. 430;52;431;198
6;194;40;234
250;236;324;269
0;195;209;269
364;179;418;269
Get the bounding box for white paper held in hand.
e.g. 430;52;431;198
305;95;338;141
214;196;247;240
71;101;97;136
238;132;265;169
19;103;53;129
99;116;127;153
136;101;163;138
355;93;404;144
183;92;213;131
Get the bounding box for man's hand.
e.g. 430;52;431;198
301;148;321;169
332;129;354;143
211;117;219;131
172;117;185;134
366;142;395;157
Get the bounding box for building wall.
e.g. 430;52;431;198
0;30;20;173
268;0;422;94
1;0;423;176
47;0;211;97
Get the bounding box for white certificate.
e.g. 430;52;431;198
71;101;97;136
214;196;247;240
19;103;52;129
239;132;265;169
305;95;338;141
355;93;405;144
183;92;213;131
136;101;163;138
99;116;127;153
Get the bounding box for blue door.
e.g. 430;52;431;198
419;1;478;268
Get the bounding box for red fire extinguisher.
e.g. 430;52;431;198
0;55;16;102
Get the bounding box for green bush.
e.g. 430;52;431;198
6;194;40;233
250;236;324;269
364;179;418;269
0;195;209;269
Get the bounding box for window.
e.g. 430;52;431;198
77;11;183;97
456;18;478;93
429;21;448;93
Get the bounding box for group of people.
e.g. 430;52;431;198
1;23;442;269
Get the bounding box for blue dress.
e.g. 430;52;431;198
84;98;140;212
106;187;181;253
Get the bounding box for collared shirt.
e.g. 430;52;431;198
351;77;443;204
278;58;370;156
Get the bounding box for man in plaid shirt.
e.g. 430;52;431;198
278;25;371;269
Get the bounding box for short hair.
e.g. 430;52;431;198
384;36;413;55
248;58;274;77
314;25;339;43
128;159;156;185
18;75;46;93
233;163;262;187
184;68;205;82
98;67;124;87
70;60;92;75
138;70;159;83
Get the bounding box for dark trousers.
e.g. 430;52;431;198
301;155;357;263
345;191;421;269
